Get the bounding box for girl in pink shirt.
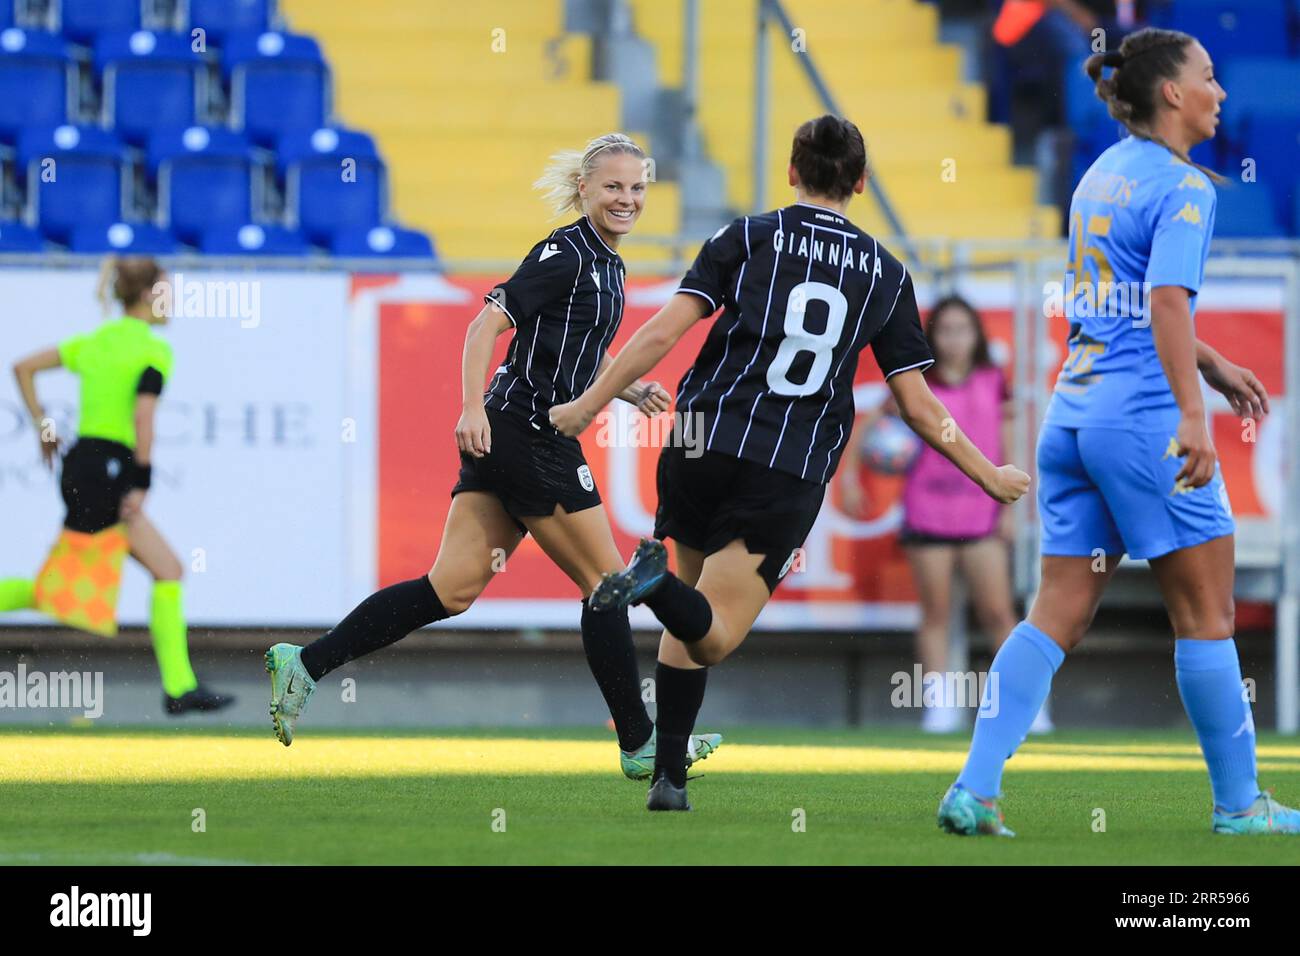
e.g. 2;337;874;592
844;296;1045;733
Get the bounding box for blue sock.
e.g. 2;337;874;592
957;621;1064;798
1174;638;1259;813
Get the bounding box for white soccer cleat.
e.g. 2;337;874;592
265;643;316;747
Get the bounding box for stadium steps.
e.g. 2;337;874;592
631;0;1060;247
278;0;683;268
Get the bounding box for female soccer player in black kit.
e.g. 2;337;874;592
551;116;1030;810
267;133;721;776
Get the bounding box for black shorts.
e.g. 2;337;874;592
61;438;135;534
899;526;996;547
653;442;826;593
452;406;601;531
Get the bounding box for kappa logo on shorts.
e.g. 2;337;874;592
1217;480;1234;518
577;465;594;492
106;458;121;479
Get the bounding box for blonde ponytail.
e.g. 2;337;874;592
533;132;646;218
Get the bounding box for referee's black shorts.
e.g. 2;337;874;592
653;440;825;593
61;438;135;534
452;406;602;531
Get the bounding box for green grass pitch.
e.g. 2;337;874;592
2;725;1299;865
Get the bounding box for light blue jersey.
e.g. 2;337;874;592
1037;136;1233;561
1045;135;1217;431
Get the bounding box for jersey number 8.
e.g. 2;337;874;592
766;281;848;397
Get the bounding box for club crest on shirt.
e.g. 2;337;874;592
576;465;594;492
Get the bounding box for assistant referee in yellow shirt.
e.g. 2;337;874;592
2;257;233;715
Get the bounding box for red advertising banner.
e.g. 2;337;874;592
369;275;1284;631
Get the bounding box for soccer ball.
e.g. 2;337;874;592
861;414;921;475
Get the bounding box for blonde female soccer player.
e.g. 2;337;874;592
3;257;234;714
265;133;721;776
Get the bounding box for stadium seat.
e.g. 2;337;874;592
147;125;257;244
1064;55;1110;136
199;222;313;255
328;224;434;261
1213;184;1286;238
0;28;75;140
0;221;45;251
96;31;205;145
68;220;181;253
278;126;385;244
1221;58;1300;127
187;0;272;44
224;31;329;146
0;3;10;30
18;124;127;244
1152;0;1292;59
59;0;143;45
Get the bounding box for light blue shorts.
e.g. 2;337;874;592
1037;424;1235;560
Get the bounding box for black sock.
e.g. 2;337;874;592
300;577;448;680
581;600;654;752
640;573;713;643
654;662;708;788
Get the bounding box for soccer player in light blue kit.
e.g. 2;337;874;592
939;27;1300;836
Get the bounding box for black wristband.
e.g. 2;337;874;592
132;463;152;490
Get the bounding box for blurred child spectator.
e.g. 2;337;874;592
841;295;1050;733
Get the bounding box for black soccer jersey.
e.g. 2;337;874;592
675;202;934;485
484;216;627;428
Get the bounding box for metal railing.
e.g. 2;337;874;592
752;0;914;260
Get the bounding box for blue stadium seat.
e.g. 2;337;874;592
1152;0;1292;59
1213;184;1286;238
0;2;12;30
60;0;142;45
148;125;257;244
1221;58;1300;126
1064;55;1110;136
0;28;75;140
19;124;127;243
69;221;181;253
187;0;272;43
0;221;45;251
96;31;204;145
329;225;435;262
199;222;313;255
224;31;329;146
278;126;385;244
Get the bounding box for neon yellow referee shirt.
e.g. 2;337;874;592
58;316;174;450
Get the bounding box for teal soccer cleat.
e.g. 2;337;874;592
1213;791;1300;835
937;783;1016;837
265;643;317;747
590;538;668;612
620;728;724;781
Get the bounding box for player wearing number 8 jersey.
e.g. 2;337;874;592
550;115;1031;810
939;27;1300;837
